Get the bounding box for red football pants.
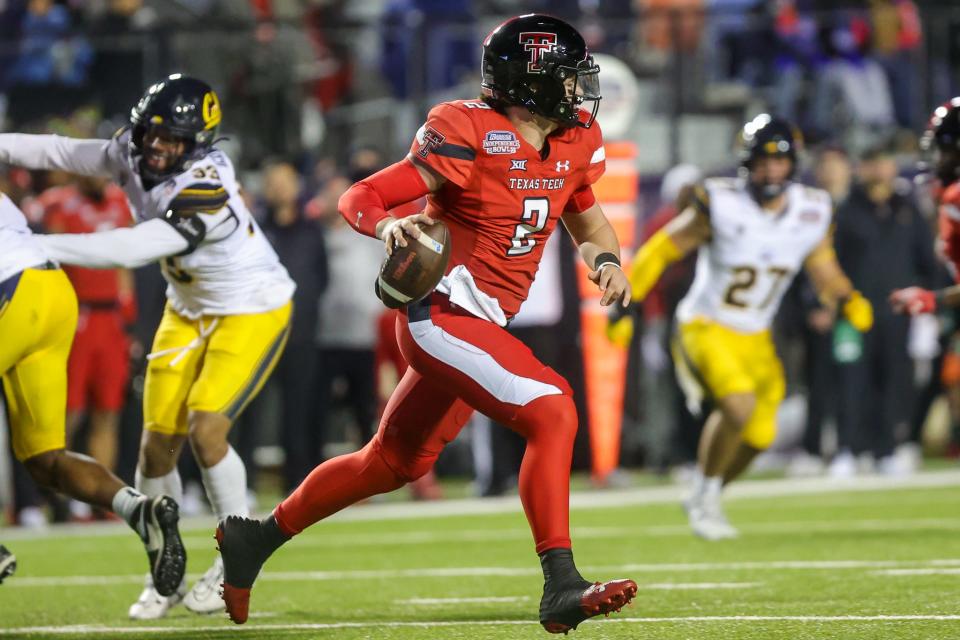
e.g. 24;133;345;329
276;295;578;553
67;308;130;412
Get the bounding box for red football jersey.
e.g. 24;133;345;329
38;184;132;302
408;100;605;318
938;181;960;281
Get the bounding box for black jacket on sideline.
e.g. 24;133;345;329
834;183;937;304
261;213;329;345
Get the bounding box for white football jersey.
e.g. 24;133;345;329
0;131;294;318
676;178;833;333
0;194;49;284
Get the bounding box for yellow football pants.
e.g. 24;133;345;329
143;301;291;435
0;268;77;461
673;318;785;450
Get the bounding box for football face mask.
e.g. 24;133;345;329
537;52;601;128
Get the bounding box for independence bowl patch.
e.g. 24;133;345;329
482;130;521;155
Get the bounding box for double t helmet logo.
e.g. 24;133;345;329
519;32;558;73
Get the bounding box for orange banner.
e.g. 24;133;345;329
578;142;637;485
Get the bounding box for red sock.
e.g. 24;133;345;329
274;440;404;536
508;394;578;553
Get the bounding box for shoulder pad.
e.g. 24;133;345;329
427;102;479;130
795;184;832;205
202;148;232;169
416;103;479;160
170;181;228;215
451;99;494;112
704;177;739;191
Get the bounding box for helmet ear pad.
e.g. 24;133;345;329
489;57;581;125
510;75;566;119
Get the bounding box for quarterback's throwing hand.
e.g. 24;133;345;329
381;213;436;255
589;264;631;307
889;287;936;316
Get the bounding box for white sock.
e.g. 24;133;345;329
111;486;146;533
690;467;706;500
200;446;249;520
703;476;723;502
135;467;183;504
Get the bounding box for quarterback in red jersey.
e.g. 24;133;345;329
35;177;135;472
216;14;638;633
891;99;960;314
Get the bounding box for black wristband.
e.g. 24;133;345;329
594;252;621;270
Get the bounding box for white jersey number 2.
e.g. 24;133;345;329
507;197;549;257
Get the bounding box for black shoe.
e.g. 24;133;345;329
0;545;16;584
540;578;638;634
216;515;287;624
137;496;186;597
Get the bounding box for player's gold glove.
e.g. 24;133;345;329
842;291;873;332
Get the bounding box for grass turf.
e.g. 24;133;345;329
0;479;958;639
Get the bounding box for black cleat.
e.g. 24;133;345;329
137;495;186;597
540;578;638;634
216;515;287;624
0;545;16;584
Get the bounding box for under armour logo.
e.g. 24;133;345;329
356;211;363;229
555;160;570;172
510;159;527;171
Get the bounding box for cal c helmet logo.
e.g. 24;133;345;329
519;32;557;73
202;91;222;129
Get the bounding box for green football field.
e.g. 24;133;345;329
1;471;959;640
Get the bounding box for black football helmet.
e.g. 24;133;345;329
129;74;221;181
738;114;802;202
481;14;601;128
920;98;960;185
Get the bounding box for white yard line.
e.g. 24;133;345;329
395;583;759;604
3;615;960;636
172;517;960;550
335;469;960;522
13;515;958;554
6;559;960;588
397;596;531;605
3;469;959;541
874;568;960;576
643;582;761;590
614;558;960;572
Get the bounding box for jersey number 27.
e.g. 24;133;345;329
723;265;791;310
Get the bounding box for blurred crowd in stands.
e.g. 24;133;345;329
3;0;960;526
1;1;957;166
